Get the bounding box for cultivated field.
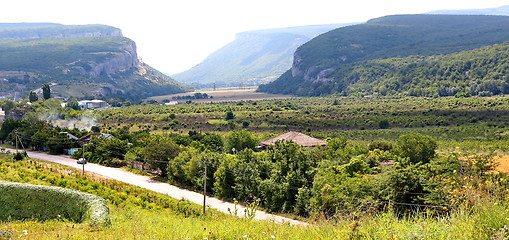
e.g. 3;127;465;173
146;87;294;103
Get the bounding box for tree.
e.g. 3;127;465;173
28;91;38;103
225;111;235;120
65;100;80;110
142;137;181;177
225;130;257;153
200;133;224;152
394;133;437;164
42;83;51;100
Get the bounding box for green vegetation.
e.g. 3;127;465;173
259;15;509;96
0;181;110;226
2;140;509;239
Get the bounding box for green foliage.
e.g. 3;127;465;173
225;130;258;153
46;133;77;154
66;100;80;110
28;91;38;102
12;151;26;161
368;141;393;151
200;133;224;152
141;136;181;177
394;133;437;164
0;118;23;140
225;110;235;120
0;181;110;226
42;83;51;100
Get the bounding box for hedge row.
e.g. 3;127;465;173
0;181;110;226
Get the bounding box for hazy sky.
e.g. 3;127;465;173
1;0;508;74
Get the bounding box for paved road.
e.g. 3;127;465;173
20;150;307;226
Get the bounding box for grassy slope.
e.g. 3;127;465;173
0;155;508;239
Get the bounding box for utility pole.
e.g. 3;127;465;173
82;147;85;175
15;131;18;153
203;163;207;215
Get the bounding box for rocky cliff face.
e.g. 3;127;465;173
72;41;141;78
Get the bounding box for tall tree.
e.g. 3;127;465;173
42;83;51;100
28;91;38;103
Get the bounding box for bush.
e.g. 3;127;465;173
0;181;110;226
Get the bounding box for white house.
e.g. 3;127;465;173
78;100;109;110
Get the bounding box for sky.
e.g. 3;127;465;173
1;0;508;74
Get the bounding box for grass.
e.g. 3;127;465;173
3;201;509;239
1;154;509;239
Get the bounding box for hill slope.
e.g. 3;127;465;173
172;24;351;88
258;15;509;96
0;23;189;100
320;41;509;97
428;5;509;15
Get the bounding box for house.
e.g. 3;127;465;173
78;100;109;110
78;133;115;145
259;131;328;150
0;108;4;125
59;132;79;140
164;101;179;106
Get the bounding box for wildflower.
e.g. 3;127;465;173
208;231;212;234
22;230;28;235
271;235;276;239
203;227;207;230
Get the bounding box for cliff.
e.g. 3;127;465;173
0;23;189;100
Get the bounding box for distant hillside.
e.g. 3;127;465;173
0;23;122;39
258;15;509;96
428;5;509;15
0;23;189;100
172;23;351;88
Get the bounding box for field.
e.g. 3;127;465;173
103;94;509;153
146;87;294;103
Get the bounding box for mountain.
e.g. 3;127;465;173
428;5;509;15
172;23;351;88
258;14;509;96
0;23;189;100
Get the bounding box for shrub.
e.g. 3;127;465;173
0;181;110;226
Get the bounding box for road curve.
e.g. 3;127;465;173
20;150;308;226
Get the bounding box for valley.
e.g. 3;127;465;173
3;7;509;240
